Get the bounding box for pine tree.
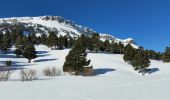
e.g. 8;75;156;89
145;50;162;60
63;36;69;48
68;36;74;48
58;35;64;50
41;33;47;44
131;49;150;73
11;28;23;44
111;42;119;54
27;33;37;45
23;44;37;63
91;33;100;52
21;36;29;49
46;32;58;50
118;42;124;54
123;44;135;63
63;36;91;75
1;34;10;54
14;49;22;58
163;47;170;62
103;39;110;52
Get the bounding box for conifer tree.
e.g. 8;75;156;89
131;49;150;73
63;36;69;48
91;33;100;52
27;33;37;45
58;35;64;50
118;42;124;54
14;35;24;58
23;44;37;63
14;49;22;58
41;33;47;45
103;39;110;52
163;47;170;62
1;33;11;54
68;36;74;48
21;36;29;49
46;32;57;50
111;42;119;54
123;44;135;63
63;35;91;75
11;29;23;44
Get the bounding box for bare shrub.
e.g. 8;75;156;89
51;67;61;76
43;67;61;77
20;69;37;81
0;67;13;81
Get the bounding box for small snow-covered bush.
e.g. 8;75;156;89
43;68;52;76
43;67;61;77
20;69;37;81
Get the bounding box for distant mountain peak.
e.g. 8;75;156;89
0;16;138;48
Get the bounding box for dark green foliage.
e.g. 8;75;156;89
6;60;12;66
14;49;22;58
23;44;37;63
103;39;111;52
1;33;11;54
63;36;69;48
15;36;23;48
27;33;38;45
63;35;91;75
90;33;100;52
118;42;124;54
68;36;75;48
11;29;23;44
144;49;162;60
123;45;150;74
40;34;47;44
58;35;64;50
163;47;170;62
110;42;124;54
46;32;58;49
123;44;136;63
110;42;119;53
131;49;150;72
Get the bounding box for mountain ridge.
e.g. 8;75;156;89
0;16;138;48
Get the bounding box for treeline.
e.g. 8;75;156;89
0;30;167;61
62;33;170;75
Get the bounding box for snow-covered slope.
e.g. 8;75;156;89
0;45;169;100
100;34;138;48
0;16;95;37
0;16;138;48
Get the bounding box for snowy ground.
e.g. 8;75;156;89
0;45;170;100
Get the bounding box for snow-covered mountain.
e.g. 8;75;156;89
0;16;138;47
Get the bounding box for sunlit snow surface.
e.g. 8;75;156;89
0;45;170;100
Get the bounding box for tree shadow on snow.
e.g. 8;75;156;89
147;68;160;74
0;61;31;71
37;54;51;57
0;54;17;58
36;51;51;57
93;68;116;76
33;58;58;62
36;51;49;54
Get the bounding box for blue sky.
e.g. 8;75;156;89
0;0;170;52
